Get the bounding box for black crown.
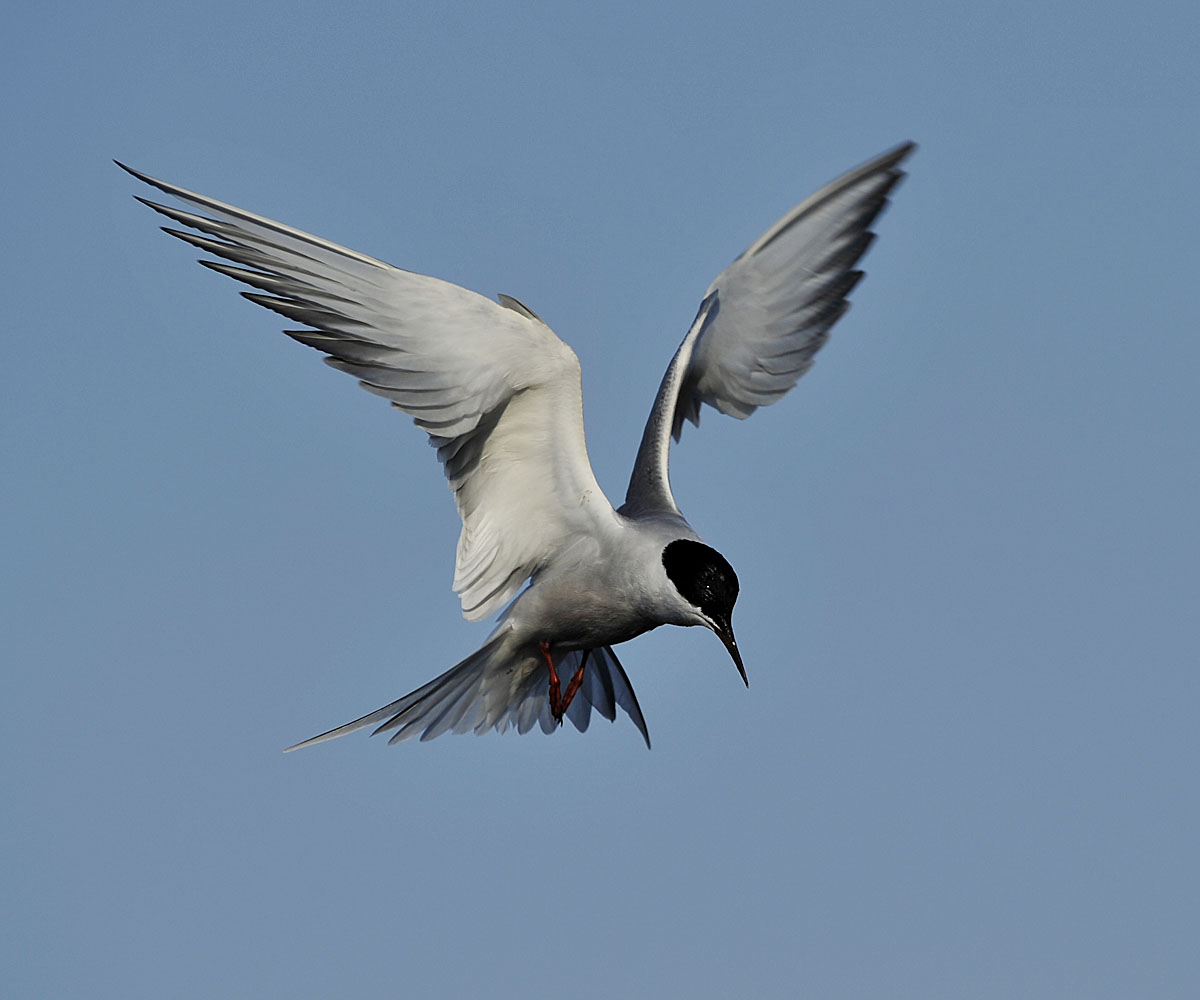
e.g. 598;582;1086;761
662;539;739;618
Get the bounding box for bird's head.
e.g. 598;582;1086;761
661;539;747;686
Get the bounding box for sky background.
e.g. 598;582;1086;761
3;1;1198;997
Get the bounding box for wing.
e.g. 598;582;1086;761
120;163;617;621
621;142;915;516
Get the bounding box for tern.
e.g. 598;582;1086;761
120;141;914;750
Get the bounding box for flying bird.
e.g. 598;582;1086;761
119;141;914;750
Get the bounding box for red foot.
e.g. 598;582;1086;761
540;642;590;725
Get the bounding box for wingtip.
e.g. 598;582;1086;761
114;159;149;182
876;140;918;171
281;732;332;753
282;727;352;753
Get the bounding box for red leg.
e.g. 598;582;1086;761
559;648;591;719
540;641;563;720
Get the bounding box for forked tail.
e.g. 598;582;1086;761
284;638;650;751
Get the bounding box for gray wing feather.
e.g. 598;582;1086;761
623;142;914;516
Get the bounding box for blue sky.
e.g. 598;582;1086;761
3;1;1198;997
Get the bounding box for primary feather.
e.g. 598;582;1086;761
118;162;618;622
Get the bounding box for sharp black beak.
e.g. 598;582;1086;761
712;616;748;687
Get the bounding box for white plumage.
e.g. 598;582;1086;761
120;141;913;749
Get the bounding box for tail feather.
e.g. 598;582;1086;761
582;654;617;721
283;637;651;752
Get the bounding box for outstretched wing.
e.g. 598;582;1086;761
120;163;616;620
622;142;914;516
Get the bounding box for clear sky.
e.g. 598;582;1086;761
3;1;1197;997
